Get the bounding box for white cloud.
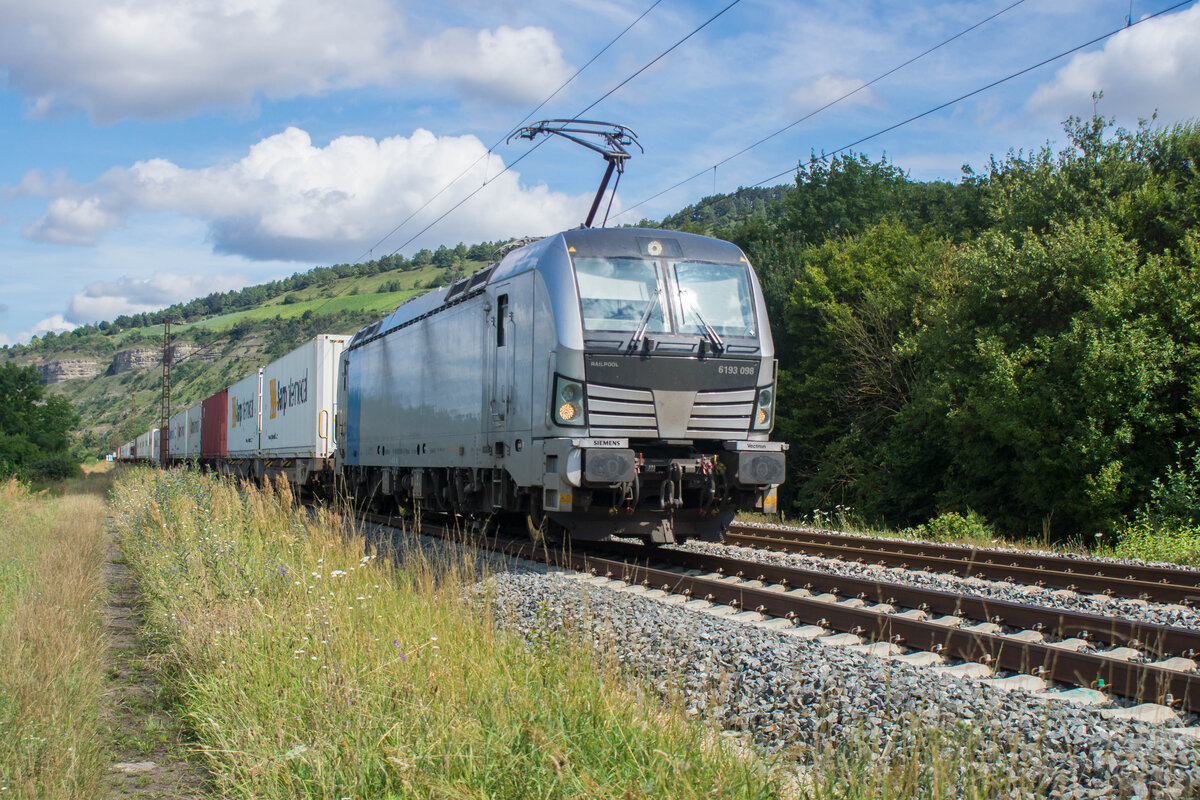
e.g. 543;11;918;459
405;26;570;105
65;271;251;325
789;73;880;116
19;127;593;261
0;314;74;346
31;196;126;245
0;0;572;121
1027;4;1200;122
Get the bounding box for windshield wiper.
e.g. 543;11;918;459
629;287;662;351
679;290;724;352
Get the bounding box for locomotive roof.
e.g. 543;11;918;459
558;226;749;263
348;227;749;349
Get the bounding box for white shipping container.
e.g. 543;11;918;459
186;403;203;458
227;369;263;456
260;335;347;459
169;410;188;459
136;428;161;462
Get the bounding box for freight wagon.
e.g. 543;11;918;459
201;389;228;465
186;403;203;460
134;428;160;463
168;410;188;461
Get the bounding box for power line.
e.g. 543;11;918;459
571;0;743;120
381;0;746;260
351;0;668;265
614;0;1031;221
749;0;1196;189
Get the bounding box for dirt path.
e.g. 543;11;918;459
103;536;208;799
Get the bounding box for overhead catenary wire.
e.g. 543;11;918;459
747;0;1195;189
380;0;746;260
351;0;668;266
613;0;1032;221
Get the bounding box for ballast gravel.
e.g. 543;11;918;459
680;538;1200;631
487;567;1200;799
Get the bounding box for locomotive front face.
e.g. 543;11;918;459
540;229;785;543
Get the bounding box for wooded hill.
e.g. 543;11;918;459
5;116;1199;543
722;116;1200;541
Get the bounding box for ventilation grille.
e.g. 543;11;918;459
687;387;754;437
585;383;657;438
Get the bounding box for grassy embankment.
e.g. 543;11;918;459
113;468;781;798
0;472;110;798
0;465;1023;797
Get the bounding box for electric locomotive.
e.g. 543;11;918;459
337;226;785;544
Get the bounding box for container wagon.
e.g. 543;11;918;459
186;403;203;460
168;410;188;462
258;335;347;488
201;389;228;468
225;370;262;479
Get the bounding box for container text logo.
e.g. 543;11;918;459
231;396;256;429
270;370;309;420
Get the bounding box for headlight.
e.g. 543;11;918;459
553;375;586;427
752;385;774;430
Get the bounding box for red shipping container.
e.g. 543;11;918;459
201;389;228;458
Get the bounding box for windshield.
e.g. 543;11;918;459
574;257;668;333
673;261;755;338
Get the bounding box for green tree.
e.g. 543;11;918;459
904;220;1200;536
777;221;949;513
0;362;81;478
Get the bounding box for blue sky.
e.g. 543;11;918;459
2;0;1198;345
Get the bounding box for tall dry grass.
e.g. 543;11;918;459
113;468;780;799
0;478;108;799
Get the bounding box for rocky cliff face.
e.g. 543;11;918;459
38;359;105;384
37;343;221;383
108;348;161;375
169;343;218;364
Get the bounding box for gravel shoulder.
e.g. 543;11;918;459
486;563;1200;799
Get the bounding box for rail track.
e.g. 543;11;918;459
725;523;1200;606
358;511;1200;717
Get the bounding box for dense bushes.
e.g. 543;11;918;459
0;363;81;481
726;117;1200;541
1112;448;1200;565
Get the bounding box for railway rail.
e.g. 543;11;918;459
725;523;1200;606
589;540;1200;660
359;511;1200;716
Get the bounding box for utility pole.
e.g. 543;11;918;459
160;318;171;462
127;389;135;457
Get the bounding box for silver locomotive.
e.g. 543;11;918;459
337;226;785;544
